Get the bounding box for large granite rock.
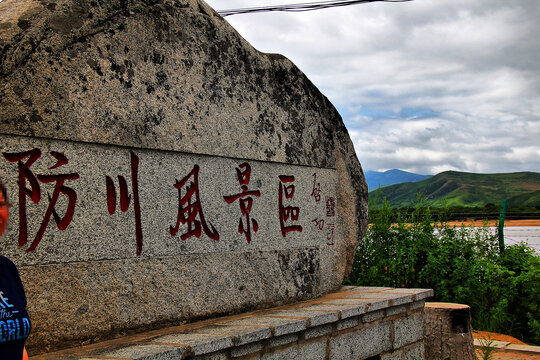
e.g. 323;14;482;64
0;0;368;354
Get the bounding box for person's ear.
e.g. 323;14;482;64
0;190;8;237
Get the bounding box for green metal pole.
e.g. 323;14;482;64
498;200;507;252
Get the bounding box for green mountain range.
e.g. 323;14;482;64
369;171;540;208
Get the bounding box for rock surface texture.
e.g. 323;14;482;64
0;0;368;355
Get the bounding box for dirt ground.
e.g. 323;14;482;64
445;219;540;227
474;331;527;345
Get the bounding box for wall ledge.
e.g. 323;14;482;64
31;286;434;360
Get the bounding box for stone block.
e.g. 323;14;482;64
231;342;264;358
220;315;306;336
267;333;299;348
385;288;434;301
362;309;385;323
0;0;368;354
341;296;390;312
336;316;360;331
261;339;327;360
408;300;426;312
152;333;233;355
262;309;339;327
92;344;186;360
329;322;392;359
346;287;394;292
192;325;271;346
194;351;229;360
394;314;424;348
304;324;333;340
301;302;366;319
386;305;407;317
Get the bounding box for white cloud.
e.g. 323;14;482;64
206;0;540;174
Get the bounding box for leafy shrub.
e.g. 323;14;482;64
344;194;540;344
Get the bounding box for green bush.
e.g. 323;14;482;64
344;195;540;344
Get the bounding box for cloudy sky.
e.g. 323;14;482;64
205;0;540;175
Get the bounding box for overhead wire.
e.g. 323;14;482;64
216;0;412;17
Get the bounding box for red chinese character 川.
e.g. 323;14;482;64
3;149;80;252
224;163;261;243
106;150;143;255
326;223;335;246
326;197;335;217
170;165;219;241
278;175;303;237
311;173;321;202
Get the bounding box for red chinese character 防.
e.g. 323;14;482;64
224;163;261;243
170;165;219;241
278;175;303;237
106;150;143;255
3;149;80;252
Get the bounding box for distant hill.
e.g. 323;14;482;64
365;169;432;191
369;171;540;208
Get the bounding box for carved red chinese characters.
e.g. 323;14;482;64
106;150;143;255
3;149;80;252
224;163;261;243
311;173;321;202
278;175;303;237
170;165;219;241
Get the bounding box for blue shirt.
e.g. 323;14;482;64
0;256;31;360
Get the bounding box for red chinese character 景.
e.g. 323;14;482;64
223;163;261;243
278;175;303;237
106;150;143;255
170;165;219;241
3;149;80;252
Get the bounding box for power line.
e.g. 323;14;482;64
216;0;412;17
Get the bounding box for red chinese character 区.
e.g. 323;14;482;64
170;165;219;241
106;150;143;255
224;163;261;243
278;175;303;237
3;149;80;252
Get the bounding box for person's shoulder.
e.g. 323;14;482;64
0;255;17;270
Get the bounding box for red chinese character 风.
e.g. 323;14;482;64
224;163;261;243
3;149;79;252
278;175;303;237
170;165;219;241
106;150;143;255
